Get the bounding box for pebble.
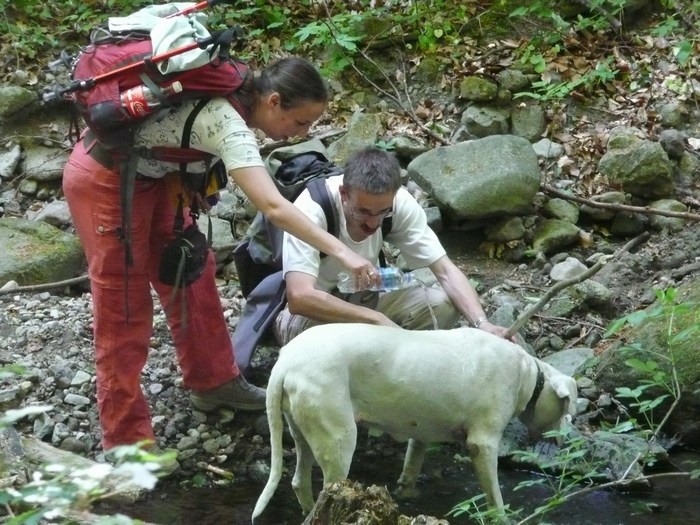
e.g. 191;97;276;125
0;287;260;479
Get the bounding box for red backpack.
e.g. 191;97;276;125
64;2;248;153
48;2;249;281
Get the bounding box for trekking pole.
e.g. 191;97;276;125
42;27;242;103
165;0;235;18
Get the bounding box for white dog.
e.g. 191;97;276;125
252;324;578;520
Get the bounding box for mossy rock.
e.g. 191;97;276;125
0;217;84;286
595;280;700;447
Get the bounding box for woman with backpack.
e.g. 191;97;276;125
62;57;377;458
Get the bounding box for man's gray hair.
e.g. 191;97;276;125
343;147;402;194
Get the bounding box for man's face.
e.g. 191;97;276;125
340;185;395;241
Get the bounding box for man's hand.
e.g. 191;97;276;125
372;311;401;329
479;321;517;343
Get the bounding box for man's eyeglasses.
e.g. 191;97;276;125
345;200;393;221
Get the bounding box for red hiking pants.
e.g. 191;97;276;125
63;140;240;450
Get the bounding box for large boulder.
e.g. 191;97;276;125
407;135;540;220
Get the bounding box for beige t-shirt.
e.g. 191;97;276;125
132;97;264;178
282;175;446;291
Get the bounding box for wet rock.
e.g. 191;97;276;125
532;218;581;254
550;257;588;281
459;76;498;101
659;129;687;160
599;134;673;199
0;86;37;121
511;103;546;142
0;142;21;180
610;211;648;236
543;197;580;224
648;199;687;232
532;138;565;158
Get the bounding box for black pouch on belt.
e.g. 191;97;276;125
159;224;209;287
159;189;210;288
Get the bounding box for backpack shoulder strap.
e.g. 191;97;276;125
306;178;337;256
377;210;394;268
175;97;212;225
180;98;211;150
381;215;393;237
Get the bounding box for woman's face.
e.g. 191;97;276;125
258;93;327;141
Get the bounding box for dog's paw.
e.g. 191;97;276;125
394;485;420;500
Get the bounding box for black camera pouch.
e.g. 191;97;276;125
159;224;209;287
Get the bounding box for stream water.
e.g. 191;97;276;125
104;444;700;524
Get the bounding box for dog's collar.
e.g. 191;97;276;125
523;363;545;417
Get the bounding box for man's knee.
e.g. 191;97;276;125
273;308;318;346
407;288;458;330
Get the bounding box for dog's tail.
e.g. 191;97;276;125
251;367;285;521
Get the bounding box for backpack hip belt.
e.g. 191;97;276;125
83;129;118;170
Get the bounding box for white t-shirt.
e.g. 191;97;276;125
132;97;264;178
282;175;446;291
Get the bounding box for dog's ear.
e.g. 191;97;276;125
552;376;578;418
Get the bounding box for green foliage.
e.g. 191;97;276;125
1;0;150;62
512;428;609;519
293;13;363;74
673;39;694;67
515;57;618;101
450;287;699;522
400;4;470;53
0;441;168;523
606;287;697;435
375;138;397;151
448;493;516;523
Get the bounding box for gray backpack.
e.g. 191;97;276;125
231;139;342;298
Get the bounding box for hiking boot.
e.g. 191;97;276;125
190;375;266;412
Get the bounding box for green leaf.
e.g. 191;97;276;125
294;23;322;43
615;386;645;398
509;7;529;17
624;358;657;373
670;324;700;344
674;40;693;66
1;405;52;426
7;509;46;525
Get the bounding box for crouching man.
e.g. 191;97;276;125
274;146;511;345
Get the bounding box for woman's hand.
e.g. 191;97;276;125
335;247;382;289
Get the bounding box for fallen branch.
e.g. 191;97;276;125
203;463;233;479
504;232;650;339
0;274;90;296
542;185;700;222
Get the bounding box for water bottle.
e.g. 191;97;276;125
120;81;183;118
337;267;414;293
